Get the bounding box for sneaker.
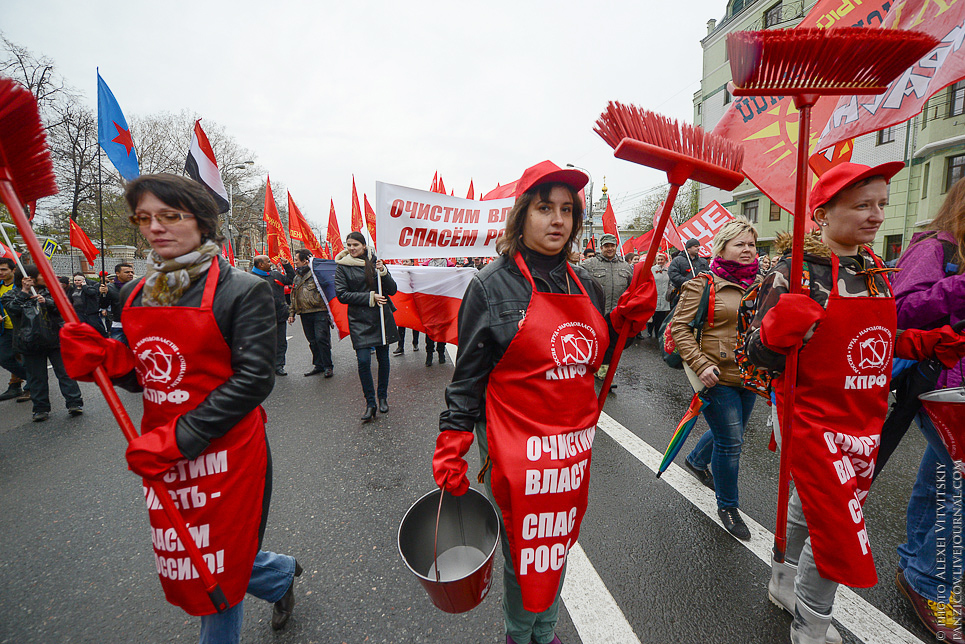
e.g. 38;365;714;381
717;507;751;541
16;390;30;403
0;385;22;401
392;346;404;356
684;458;716;491
896;570;964;643
68;406;84;416
32;411;49;422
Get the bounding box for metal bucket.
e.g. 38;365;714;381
920;387;965;470
398;487;500;614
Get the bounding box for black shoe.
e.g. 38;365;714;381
271;560;303;630
16;390;30;403
0;384;22;401
32;411;49;422
361;407;376;422
425;353;433;366
303;368;324;377
437;351;445;364
378;398;389;413
68;406;84;417
412;343;419;350
392;346;404;356
323;368;334;378
684;458;716;491
718;507;751;541
275;368;288;376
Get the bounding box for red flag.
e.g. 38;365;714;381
69;219;100;265
221;239;235;266
263;176;292;264
351;175;364;233
363;194;377;246
602;197;621;245
327;199;344;257
0;242;20;259
712;0;891;214
437;176;447;195
430;171;438;193
389;265;476;345
287;192;325;257
466;180;474;200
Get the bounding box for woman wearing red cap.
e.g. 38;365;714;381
433;161;610;644
746;162;965;644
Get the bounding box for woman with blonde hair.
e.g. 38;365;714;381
673;216;760;541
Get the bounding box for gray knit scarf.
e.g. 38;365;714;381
141;240;221;307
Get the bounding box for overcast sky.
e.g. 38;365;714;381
3;0;726;235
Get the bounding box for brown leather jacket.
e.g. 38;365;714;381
670;272;750;387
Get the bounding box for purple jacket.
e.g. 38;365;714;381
892;231;965;389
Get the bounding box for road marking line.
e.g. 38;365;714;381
595;412;925;644
561;543;642;644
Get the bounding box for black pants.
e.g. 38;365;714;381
426;338;446;356
398;327;420;348
300;311;333;370
648;310;670;337
23;349;82;414
275;320;288;368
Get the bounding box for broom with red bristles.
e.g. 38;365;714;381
0;76;229;613
725;26;940;564
593;103;745;409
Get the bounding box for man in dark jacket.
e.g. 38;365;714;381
288;249;333;377
101;262;135;343
581;233;634;381
667;238;710;307
253;255;294;376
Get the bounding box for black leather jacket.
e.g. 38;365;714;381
438;253;605;434
118;257;276;460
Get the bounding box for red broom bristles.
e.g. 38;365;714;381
594;101;744;175
727;28;940;94
0;77;58;203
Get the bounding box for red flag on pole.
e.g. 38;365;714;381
430;172;438;193
437;176;447;195
221;239;235;266
69;219;100;265
287;192;325;257
351;176;364;233
363;194;377;246
601;197;623;255
466;180;474;200
0;242;20;259
262;176;292;264
327;199;344;258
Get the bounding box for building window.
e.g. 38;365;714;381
885;235;903;262
921;162;929;199
769;202;782;221
743;199;759;223
723;88;731;105
732;0;745;16
947;154;965;192
764;2;782;27
876;126;896;145
949;80;965;117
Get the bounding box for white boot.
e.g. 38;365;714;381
769;558;842;644
791;599;837;644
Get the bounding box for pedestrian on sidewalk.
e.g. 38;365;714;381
60;173;302;643
335;231;399;422
891;177;965;643
288;249;334;378
672;217;760;541
2;265;83;422
746;162;965;644
434;161;615;644
0;257;27;401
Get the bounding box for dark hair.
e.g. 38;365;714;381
72;272;85;279
345;231;377;288
495;182;584;261
14;264;39;288
0;258;14;270
124;173;224;244
114;262;133;274
294;248;312;262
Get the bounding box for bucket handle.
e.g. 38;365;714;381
433;487;445;583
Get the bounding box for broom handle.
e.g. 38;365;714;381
773;94;817;563
0;180;228;613
598;178;686;409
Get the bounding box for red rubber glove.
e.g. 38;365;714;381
610;264;658;337
759;293;827;354
895;326;965;369
126;417;185;479
60;322;135;381
432;430;475;496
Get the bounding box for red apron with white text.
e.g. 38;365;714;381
485;254;608;612
123;260;267;615
776;252;894;588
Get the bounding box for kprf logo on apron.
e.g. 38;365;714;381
134;336;190;405
547;322;598;381
844;326;892;390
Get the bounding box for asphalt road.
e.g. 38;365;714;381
0;329;936;643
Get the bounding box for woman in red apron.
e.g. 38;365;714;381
746;162;965;644
434;161;611;644
60;174;302;644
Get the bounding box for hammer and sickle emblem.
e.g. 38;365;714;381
858;336;887;370
139;347;175;383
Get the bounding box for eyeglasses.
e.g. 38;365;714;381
129;211;196;227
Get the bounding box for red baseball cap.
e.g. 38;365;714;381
514;160;588;198
809;161;904;214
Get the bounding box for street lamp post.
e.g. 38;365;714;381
566;164;594;250
225;161;254;260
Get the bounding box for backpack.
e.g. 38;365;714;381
661;273;714;369
733;261;811;397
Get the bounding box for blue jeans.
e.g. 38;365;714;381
898;412;963;603
686;384;756;509
355;344;390;407
198;549;298;644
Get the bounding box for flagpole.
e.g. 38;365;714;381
97;144;106;282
